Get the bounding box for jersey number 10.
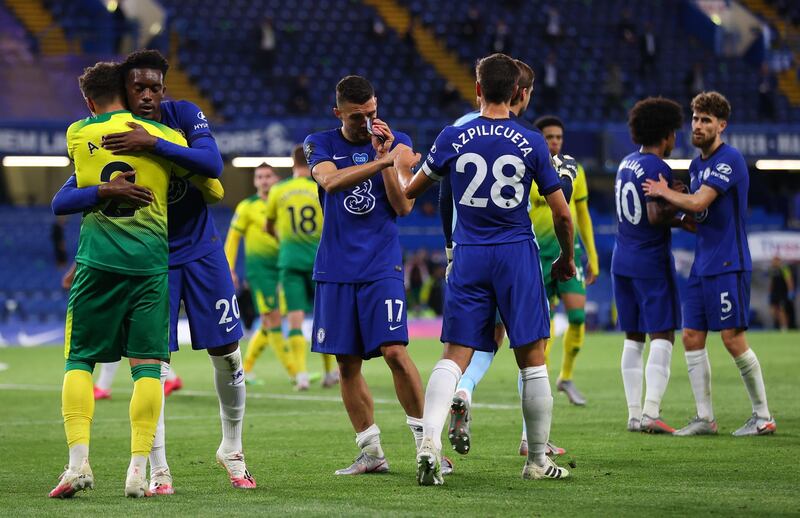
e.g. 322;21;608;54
615;179;642;225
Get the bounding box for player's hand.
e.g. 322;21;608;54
97;170;153;207
585;266;597;286
551;254;576;282
393;146;421;172
554;153;578;181
370;118;394;157
445;246;453;283
61;263;76;290
102;122;158;154
230;269;239;290
642;174;669;198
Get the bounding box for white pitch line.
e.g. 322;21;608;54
0;383;519;410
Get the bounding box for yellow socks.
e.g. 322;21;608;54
559;322;585;381
129;364;162;457
270;326;297;377
322;353;335;374
243;328;270;373
289;329;307;375
62;366;94;469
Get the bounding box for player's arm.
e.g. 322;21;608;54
646;199;679;225
264;190;279;240
224;210;245;288
178;170;225;204
439;175;454;248
575;199;599;281
377;124;415;216
546;189;576;281
52;172;153;215
313;153;399;193
643;174;718;213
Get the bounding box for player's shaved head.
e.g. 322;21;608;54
691;91;731;121
476;53;520;104
78;61;124;106
510;59;534;106
336;75;375;107
628;97;683;146
120;49;169;79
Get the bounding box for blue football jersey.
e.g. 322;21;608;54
160;100;223;266
421;116;560;245
304;128;410;283
689;143;752;276
612;151;675;278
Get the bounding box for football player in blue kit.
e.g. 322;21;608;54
643;91;776;437
305;75;446;476
613;97;689;435
51;50;255;491
395;54;575;485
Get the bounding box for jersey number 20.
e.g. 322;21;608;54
457;153;525;209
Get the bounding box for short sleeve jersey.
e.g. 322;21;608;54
421;116;560;245
611;151;675;278
264;176;322;272
229;195;279;271
160;100;223;266
304;129;411;283
68;110;185;275
688;143;752;276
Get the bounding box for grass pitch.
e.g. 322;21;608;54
0;332;797;516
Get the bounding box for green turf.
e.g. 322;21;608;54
0;332;798;516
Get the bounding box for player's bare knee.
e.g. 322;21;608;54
649;331;674;343
337;355;362;378
129;358;162;367
720;328;748;356
627;332;646;343
682;329;705;351
381;344;409;370
208;342;239;356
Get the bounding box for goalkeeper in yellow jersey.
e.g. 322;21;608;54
532;115;599;407
49;62;192;499
224;163;296;384
266;145;337;389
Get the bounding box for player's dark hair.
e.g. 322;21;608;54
336;75;374;106
510;59;535;106
292;144;308;167
691;91;731;121
534;115;564;132
475;53;520;104
78;61;124;105
255;162;273;171
120;49;169;79
628;97;683;146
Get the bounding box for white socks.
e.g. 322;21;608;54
356;423;384;458
149;361;169;475
128;455;147;477
685;349;713;421
621;340;645;421
96;360;121;391
68;444;89;472
520;365;552;467
210;349;246;453
422;359;462;451
643;339;672;417
518;371;527;438
406;416;424;450
734;349;770;419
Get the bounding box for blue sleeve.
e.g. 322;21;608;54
52;174;100;215
439;175;454;247
304;133;333;178
153;134;223;178
392;131;413;149
527;135;560;196
703;151;744;195
420;127;456;181
173;100;213;143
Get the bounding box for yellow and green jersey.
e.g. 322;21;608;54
226;195;280;276
265;176;322;271
529;163;588;259
68;110;187;276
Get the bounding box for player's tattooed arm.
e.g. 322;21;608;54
545;189;576;282
643;174;718;213
646;199;679;225
394;146;432;200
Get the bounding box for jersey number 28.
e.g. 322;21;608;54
457;153;525;210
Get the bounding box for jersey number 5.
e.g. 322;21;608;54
100;161;136;218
